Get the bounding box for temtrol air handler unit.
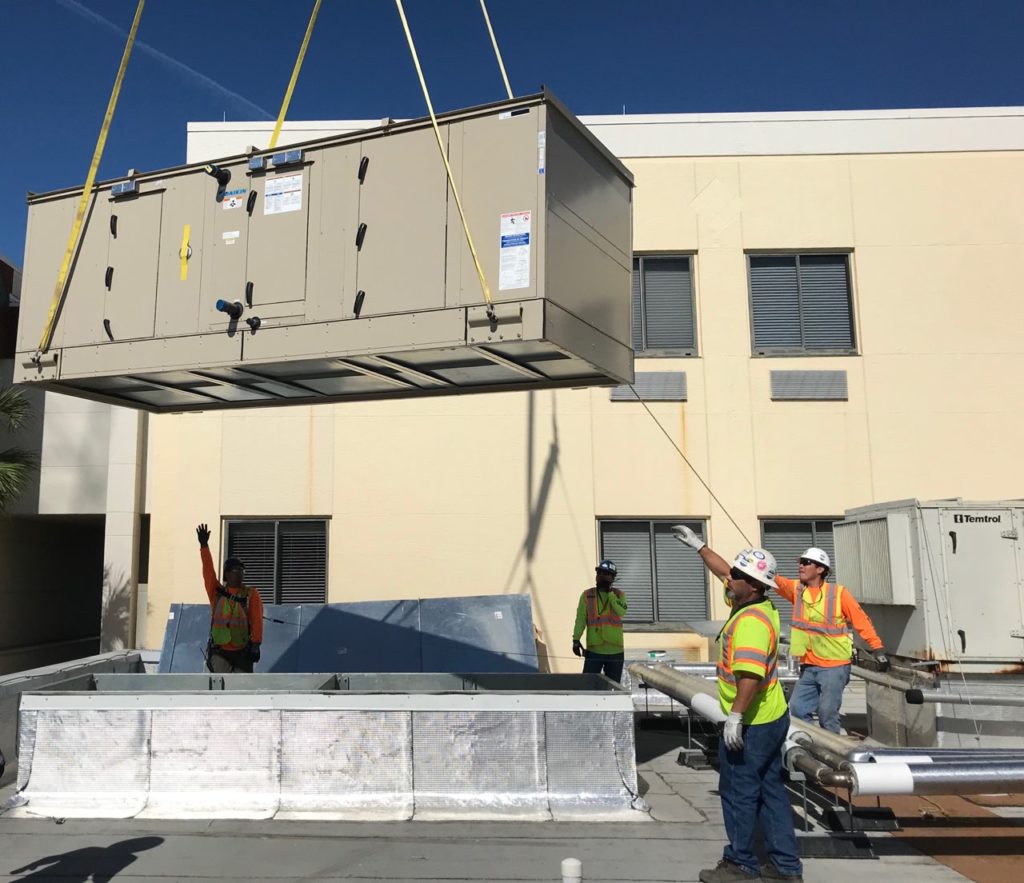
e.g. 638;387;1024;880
836;498;1024;748
13;90;634;411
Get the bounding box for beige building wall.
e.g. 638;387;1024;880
143;111;1024;669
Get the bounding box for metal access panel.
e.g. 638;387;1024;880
14;90;634;412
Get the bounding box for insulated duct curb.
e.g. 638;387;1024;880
10;695;646;821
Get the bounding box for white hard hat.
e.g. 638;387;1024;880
801;547;831;569
730;547;778;589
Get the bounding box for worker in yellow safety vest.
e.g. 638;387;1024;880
572;559;627;682
692;546;803;883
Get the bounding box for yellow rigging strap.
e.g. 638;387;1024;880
268;0;323;151
36;0;146;357
478;0;513;100
393;0;495;314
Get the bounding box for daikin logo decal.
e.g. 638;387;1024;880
953;514;1002;524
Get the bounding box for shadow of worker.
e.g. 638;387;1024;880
11;836;163;881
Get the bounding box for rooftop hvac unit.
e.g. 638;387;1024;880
13;91;634;412
836;499;1024;667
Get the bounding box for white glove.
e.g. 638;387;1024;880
723;711;744;751
672;524;706;551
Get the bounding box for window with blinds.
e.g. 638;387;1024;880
599;519;708;624
224;519;328;604
759;519;839;627
631;255;697;355
748;254;855;355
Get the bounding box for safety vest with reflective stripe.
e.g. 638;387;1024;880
717;599;787;725
210;587;251;649
573;588;626;654
789;581;852;662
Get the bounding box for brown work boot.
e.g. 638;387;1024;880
760;862;803;881
698;859;761;882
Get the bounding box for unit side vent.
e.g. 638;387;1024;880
770;370;848;401
610;371;687;402
834;514;914;605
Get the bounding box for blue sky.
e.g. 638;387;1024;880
2;0;1023;262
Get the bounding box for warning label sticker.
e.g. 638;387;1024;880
499;210;530;291
264;173;303;215
222;187;246;210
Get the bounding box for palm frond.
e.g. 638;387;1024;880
0;447;39;512
0;386;32;431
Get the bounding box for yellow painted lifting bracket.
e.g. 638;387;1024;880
268;0;323;151
35;0;146;359
179;225;191;281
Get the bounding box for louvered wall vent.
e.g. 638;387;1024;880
770;370;848;401
611;371;687;402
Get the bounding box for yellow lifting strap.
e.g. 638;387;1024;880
393;0;495;314
268;0;323;151
36;0;146;358
479;0;513;100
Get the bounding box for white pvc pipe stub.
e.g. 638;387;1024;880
850;762;915;796
562;856;582;882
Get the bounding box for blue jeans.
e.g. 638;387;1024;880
582;651;624;683
718;712;802;877
789;663;851;733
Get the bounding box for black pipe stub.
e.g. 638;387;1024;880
215;299;244;321
905;688;925;705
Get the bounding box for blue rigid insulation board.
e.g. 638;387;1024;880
158;594;538;674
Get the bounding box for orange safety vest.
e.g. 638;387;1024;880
210;586;251;649
718;604;779;692
586;589;623;629
790;582;852;661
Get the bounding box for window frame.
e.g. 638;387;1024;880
221;516;330;604
632;252;699;358
745;250;858;357
598;517;709;629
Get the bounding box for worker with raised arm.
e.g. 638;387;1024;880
572;559;628;683
196;523;264;673
696;547;803;883
674;526;889;734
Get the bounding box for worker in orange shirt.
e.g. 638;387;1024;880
674;528;888;734
195;523;264;673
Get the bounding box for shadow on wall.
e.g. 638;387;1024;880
10;836;163;882
100;565;132;652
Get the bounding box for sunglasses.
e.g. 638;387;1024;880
729;567;752;583
798;558;820;567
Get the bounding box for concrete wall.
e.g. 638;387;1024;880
136;112;1024;666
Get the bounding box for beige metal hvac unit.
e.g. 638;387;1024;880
14;91;634;412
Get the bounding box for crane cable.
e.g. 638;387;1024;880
268;0;323;150
393;0;496;317
35;0;146;358
479;0;513;100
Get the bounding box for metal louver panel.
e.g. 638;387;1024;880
630;260;643;351
600;522;653;623
653;522;708;621
770;370;848;401
610;371;687;401
750;256;801;351
277;520;328;604
226;521;276;598
642;257;695;352
799;255;854;351
760;520;838;629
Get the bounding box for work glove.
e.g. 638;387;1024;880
249;642;261;663
872;648;890;672
723;711;744;751
572;640;583;658
672;524;705;552
196;523;211;548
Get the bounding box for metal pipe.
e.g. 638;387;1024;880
629;663;866;759
905;688;1024;709
850;760;1024;797
850;665;913;691
848;746;1024;763
784;741;853;789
